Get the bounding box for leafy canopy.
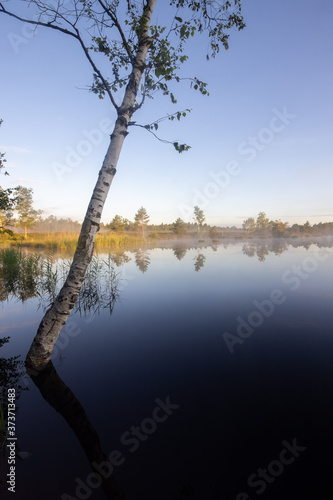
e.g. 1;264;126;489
0;0;245;152
15;186;42;231
134;206;150;225
173;217;187;234
193;205;205;226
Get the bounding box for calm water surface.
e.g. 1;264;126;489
1;239;333;499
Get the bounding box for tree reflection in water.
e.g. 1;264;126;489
242;241;289;261
1;238;333;497
194;252;206;272
0;248;41;302
74;254;120;316
0;250;120;315
27;362;125;499
134;249;151;273
109;252;131;267
0;249;124;497
0;336;29;494
0;337;28;424
173;248;187;261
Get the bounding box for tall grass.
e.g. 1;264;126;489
75;254;120;315
0;232;145;251
0;248;120;313
0;247;42;301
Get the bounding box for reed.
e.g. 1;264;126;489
0;232;145;251
0;248;120;313
0;247;42;301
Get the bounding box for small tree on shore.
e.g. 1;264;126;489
193;206;205;237
173;217;187;235
134;207;150;238
256;212;270;233
15;186;42;238
209;226;220;238
0;188;19;231
107;215;128;232
242;217;256;234
301;220;312;234
271;220;289;237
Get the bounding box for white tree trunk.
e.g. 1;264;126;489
26;0;157;370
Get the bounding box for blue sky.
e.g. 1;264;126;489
0;0;332;227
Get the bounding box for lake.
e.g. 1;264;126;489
1;237;333;500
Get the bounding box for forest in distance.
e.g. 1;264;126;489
1;188;333;242
1;186;333;239
2;185;333;243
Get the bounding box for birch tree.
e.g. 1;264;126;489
15;186;42;238
193;205;205;236
0;0;245;370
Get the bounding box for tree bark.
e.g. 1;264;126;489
26;0;157;370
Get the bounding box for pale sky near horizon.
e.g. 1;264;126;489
0;0;332;227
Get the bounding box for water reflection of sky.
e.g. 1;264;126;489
1;240;333;499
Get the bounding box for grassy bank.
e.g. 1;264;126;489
0;232;146;251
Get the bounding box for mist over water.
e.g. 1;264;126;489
1;238;333;499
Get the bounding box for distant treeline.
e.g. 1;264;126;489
10;213;333;238
241;212;333;237
2;184;332;239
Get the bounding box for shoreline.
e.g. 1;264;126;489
0;233;332;255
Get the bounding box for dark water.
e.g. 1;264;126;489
1;239;333;500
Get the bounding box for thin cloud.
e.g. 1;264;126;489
9;177;44;185
0;145;33;153
282;214;333;218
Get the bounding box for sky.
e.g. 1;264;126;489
0;0;332;227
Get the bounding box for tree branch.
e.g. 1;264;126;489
129;122;173;144
73;27;119;111
128;117;191;153
97;0;134;65
0;3;78;39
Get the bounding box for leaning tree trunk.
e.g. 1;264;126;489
26;0;157;370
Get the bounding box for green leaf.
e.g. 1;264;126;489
173;142;191;154
180;25;187;38
175;16;183;23
155;67;163;78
